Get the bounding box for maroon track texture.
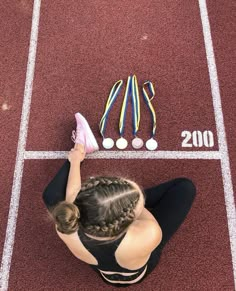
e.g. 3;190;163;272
1;1;236;290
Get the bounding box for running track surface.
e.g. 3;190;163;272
0;1;236;290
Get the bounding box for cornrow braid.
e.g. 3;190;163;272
80;177;129;192
76;178;141;237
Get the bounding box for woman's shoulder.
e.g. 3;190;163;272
115;219;162;269
127;219;162;253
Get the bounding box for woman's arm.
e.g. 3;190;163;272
135;208;163;252
66;144;85;203
66;161;82;203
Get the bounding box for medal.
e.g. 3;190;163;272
102;138;114;149
142;81;158;151
100;76;158;151
146;138;158;151
116;76;132;149
132;137;144;149
116;137;128;150
131;75;143;149
99;80;123;149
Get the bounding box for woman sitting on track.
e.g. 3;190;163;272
42;112;196;287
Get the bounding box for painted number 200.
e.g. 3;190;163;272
181;130;214;148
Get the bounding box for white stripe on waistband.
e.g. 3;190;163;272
99;265;147;284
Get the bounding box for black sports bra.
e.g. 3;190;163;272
78;229;147;283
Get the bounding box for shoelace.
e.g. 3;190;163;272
71;130;76;143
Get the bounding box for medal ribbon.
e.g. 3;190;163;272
99;80;123;138
118;76;132;137
131;75;141;136
142;81;156;137
119;75;141;137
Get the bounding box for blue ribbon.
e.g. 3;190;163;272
99;80;123;138
142;81;156;137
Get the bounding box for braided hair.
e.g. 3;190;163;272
52;177;141;237
75;176;140;237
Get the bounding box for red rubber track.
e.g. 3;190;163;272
1;1;235;290
0;0;34;273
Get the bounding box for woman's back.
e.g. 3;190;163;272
56;214;162;284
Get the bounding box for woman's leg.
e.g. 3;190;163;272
144;178;196;274
42;160;70;210
144;178;190;208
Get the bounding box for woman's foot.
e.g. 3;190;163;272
71;112;99;154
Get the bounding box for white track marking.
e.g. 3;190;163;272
24;150;221;160
0;1;41;290
199;0;236;289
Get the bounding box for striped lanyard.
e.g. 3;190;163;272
142;81;158;150
131;75;144;149
116;75;143;149
100;76;158;150
99;80;123;149
131;75;141;137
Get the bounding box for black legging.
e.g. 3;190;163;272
143;178;196;276
42;161;196;283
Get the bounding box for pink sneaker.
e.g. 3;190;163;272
71;112;99;154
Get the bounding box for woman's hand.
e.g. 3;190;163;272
68;144;85;164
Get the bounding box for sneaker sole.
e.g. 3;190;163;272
75;113;99;153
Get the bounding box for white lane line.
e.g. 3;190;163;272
24;150;221;160
0;1;41;290
199;0;236;289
